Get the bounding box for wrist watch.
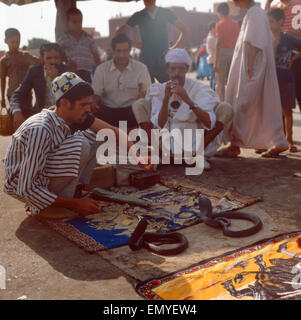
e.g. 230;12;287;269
189;103;198;111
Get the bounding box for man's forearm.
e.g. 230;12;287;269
185;97;211;129
246;42;260;75
170;21;188;49
170;33;185;50
286;29;301;38
1;77;6;101
264;0;273;11
52;195;78;210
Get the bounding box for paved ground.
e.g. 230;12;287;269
1;79;301;300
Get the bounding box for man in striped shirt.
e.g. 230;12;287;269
4;72;152;217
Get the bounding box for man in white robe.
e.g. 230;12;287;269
132;49;233;168
219;0;288;158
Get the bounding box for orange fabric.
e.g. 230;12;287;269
215;16;240;48
198;46;206;58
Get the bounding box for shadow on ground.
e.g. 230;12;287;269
15;215;166;283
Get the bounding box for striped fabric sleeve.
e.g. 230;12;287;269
74;128;97;145
16;127;57;212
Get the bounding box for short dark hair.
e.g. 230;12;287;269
40;42;64;58
5;28;20;40
267;8;286;22
217;3;230;16
56;82;94;108
111;33;132;51
66;7;83;20
208;21;216;31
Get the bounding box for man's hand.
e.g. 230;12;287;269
135;91;146;100
45;64;59;81
248;68;254;79
214;64;219;73
138;155;155;172
74;198;101;216
1;99;6;109
264;0;274;11
13;111;25;131
170;83;190;104
164;81;174;100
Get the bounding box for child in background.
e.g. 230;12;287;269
0;28;39;109
57;7;100;83
267;8;301;153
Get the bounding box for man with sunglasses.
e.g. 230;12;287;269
9;43;70;131
133;49;233;168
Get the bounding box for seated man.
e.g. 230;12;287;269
9;43;70;132
92;33;152;128
4;72;152;217
132;48;233;168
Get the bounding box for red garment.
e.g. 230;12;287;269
215;16;240;48
272;0;301;40
198;45;206;58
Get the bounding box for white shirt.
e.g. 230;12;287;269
147;78;221;156
206;33;217;65
92;58;151;108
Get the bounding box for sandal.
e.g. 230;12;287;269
215;147;239;158
255;149;267;154
261;149;287;158
289;145;298;153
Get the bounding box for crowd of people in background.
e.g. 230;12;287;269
1;0;301;216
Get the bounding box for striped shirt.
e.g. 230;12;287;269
4;109;96;215
57;31;99;72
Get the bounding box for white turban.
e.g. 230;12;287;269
165;49;191;67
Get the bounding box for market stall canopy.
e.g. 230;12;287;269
0;0;48;5
0;0;93;5
107;0;140;2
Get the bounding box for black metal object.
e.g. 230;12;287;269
129;218;188;256
198;196;262;237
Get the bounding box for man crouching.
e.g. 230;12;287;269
4;72;152;217
132;48;234;171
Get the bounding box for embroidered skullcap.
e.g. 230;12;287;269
165;49;191;67
52;72;86;101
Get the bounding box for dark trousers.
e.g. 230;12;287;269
292;57;301;111
94;104;138;128
140;56;169;83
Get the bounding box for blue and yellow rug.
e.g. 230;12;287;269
38;178;261;253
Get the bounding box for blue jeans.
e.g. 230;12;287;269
208;64;215;91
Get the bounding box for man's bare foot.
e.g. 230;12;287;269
204;121;224;148
215;146;240;158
